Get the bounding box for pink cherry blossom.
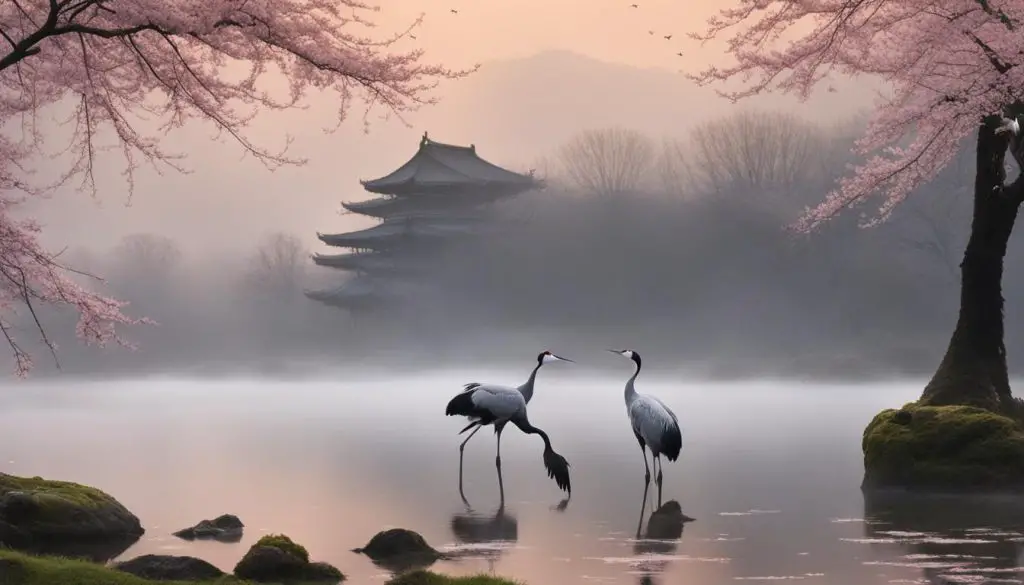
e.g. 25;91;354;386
0;1;464;376
689;0;1024;231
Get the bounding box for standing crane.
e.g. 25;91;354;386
445;351;574;501
609;349;682;504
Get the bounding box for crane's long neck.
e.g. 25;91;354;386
624;362;641;405
518;363;542;403
516;419;552;450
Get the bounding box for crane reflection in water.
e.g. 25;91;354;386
449;502;519;574
629;482;694;585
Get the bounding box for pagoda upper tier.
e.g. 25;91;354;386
359;133;539;196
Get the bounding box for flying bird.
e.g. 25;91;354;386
664;34;672;40
676;52;684;57
609;350;682;502
631;3;639;7
648;30;655;35
445;351;574;501
450;8;458;14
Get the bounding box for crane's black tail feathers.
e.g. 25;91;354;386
446;387;496;432
446;389;478;417
543;448;572;495
662;424;683;462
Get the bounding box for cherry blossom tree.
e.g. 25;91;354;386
690;0;1024;412
0;1;463;376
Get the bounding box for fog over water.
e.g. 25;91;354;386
5;373;1024;584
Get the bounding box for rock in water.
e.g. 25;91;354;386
173;514;244;542
0;473;144;554
353;528;442;573
354;528;439;559
862;403;1024;491
114;554;225;581
234;534;344;583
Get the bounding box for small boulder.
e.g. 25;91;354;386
0;473;143;556
173;514;244;542
353;528;442;573
354;528;440;559
234;533;344;583
114;554;225;581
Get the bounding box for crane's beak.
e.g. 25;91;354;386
553;354;574;363
606;349;623;355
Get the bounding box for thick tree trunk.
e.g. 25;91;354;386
920;117;1024;413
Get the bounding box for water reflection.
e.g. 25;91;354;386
630;483;694;585
449;502;518;572
861;491;1024;584
15;535;140;563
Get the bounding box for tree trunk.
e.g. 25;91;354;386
920;117;1024;413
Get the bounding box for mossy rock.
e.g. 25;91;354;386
0;473;143;555
862;402;1024;491
0;549;243;584
233;533;342;583
251;534;309;564
114;554;226;581
353;528;442;573
385;571;522;585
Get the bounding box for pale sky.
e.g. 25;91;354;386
380;0;727;70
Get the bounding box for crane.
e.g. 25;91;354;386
609;349;682;504
445;351;573;501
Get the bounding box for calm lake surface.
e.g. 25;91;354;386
2;369;1024;585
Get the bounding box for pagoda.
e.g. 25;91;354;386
306;132;540;310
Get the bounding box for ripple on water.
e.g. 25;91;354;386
589;554;731;565
841;535;999;545
862;560;973;570
718;509;782;516
903;554;998;561
733;575;826;581
935;577;1023;584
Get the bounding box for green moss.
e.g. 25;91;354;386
0;549;244;585
0;473;117;513
252;534;310;564
385;571;522;585
862;402;1024;491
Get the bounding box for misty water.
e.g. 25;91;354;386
3;370;1024;585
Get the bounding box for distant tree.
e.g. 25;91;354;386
691;0;1024;412
657;138;692;197
0;2;464;376
558;128;656;196
686;110;828;195
245;232;307;299
110;234;182;279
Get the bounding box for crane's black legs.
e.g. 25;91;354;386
653;455;663;507
458;425;483;504
636;480;651;540
495;422;507;504
638;440;651;484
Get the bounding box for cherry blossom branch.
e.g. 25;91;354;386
0;0;464;375
690;0;1024;232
